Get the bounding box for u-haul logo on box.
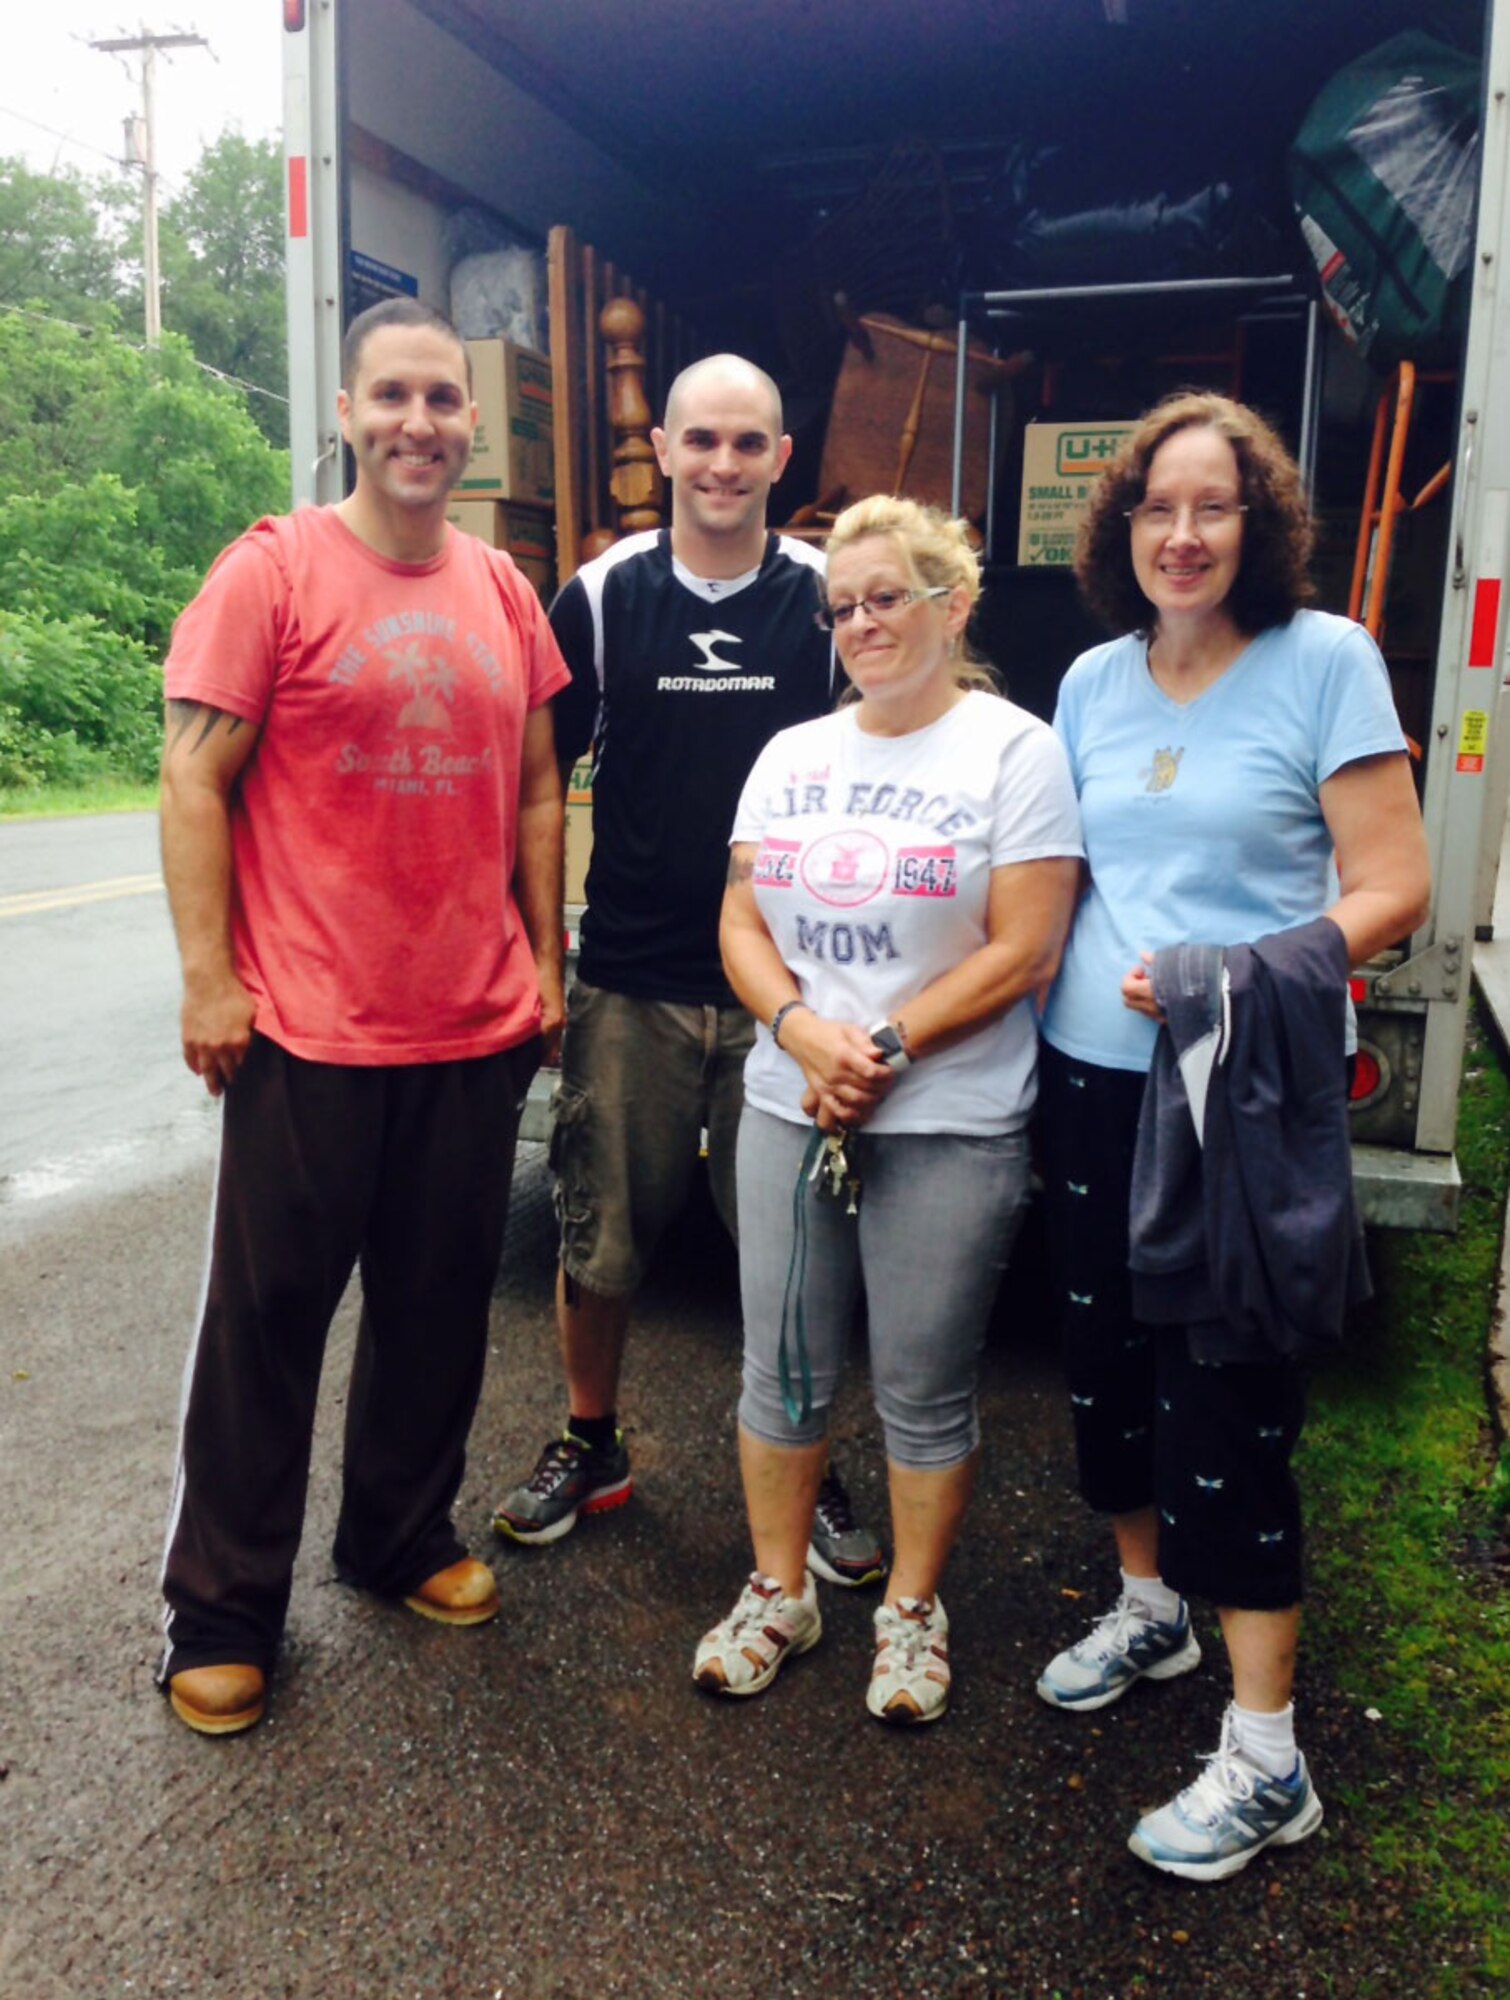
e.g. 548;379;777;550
1055;427;1133;477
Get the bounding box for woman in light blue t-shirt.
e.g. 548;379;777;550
1036;393;1430;1881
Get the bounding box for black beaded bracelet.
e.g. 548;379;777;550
770;1000;810;1049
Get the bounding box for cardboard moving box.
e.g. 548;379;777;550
460;339;554;504
446;498;555;604
1018;421;1135;567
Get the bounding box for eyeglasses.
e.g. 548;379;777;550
815;586;950;632
1124;498;1248;531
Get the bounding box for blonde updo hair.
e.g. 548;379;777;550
823;495;1000;697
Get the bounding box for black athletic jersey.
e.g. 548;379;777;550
551;528;835;1003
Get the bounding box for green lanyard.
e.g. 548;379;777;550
777;1125;861;1425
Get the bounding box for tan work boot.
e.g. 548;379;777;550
168;1662;266;1736
403;1556;500;1626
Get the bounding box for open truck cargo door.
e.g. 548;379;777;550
282;0;1510;1225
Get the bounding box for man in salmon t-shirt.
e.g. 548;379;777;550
155;298;569;1736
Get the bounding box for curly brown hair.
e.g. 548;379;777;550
1073;392;1315;636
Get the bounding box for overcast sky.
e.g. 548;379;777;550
3;1;283;195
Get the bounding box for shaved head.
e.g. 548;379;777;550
663;353;783;436
652;354;793;568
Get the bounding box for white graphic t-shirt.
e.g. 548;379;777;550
732;690;1083;1135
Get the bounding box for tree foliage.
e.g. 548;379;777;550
158;134;289;447
0;310;285;636
0;305;287;793
0;134;289;442
0;139;291;795
0;160;126;324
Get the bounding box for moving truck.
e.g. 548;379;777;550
282;0;1509;1227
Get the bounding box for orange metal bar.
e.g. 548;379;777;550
1349;379;1392;624
1411;460;1452;511
1365;360;1416;639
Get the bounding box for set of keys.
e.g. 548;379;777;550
809;1127;861;1215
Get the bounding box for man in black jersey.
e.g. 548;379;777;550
492;354;885;1587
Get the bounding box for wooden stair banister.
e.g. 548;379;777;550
601;296;664;537
549;227;691;581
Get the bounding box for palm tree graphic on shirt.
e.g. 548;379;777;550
386;643;457;732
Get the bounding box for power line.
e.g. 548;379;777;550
0;112;187;205
0;299;289;409
0;106;129;174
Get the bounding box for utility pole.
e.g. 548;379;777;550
92;28;208;345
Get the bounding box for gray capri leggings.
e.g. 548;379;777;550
736;1106;1032;1469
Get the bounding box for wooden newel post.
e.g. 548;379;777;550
601;296;664;534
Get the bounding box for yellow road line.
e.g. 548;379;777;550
0;874;164;918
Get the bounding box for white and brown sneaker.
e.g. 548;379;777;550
867;1596;950;1725
693;1572;822;1697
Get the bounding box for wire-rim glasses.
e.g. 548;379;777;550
1123;498;1248;532
815;585;950;633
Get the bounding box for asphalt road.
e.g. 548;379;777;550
0;817;1493;1997
0;812;219;1217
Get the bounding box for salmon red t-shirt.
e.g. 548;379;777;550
164;507;570;1064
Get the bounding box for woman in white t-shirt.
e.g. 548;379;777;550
691;496;1082;1725
1035;392;1431;1880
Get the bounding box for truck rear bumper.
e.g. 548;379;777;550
1352;1142;1460;1232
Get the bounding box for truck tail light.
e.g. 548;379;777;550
1350;1046;1384;1104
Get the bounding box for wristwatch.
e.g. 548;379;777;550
868;1020;912;1071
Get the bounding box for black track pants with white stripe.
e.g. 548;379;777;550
159;1032;538;1681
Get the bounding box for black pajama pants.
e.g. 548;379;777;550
159;1031;538;1681
1036;1040;1306;1611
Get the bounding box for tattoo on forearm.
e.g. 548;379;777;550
726;853;755;887
167;699;244;753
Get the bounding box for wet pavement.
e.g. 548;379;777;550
0;1150;1493;1998
0;812;219;1218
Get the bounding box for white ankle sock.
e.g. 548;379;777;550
1229;1700;1298;1777
1121;1570;1181;1624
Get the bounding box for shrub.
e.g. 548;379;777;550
0;608;161;789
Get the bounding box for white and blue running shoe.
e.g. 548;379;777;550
1128;1706;1325;1881
1037;1591;1202;1711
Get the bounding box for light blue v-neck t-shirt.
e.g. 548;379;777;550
1040;609;1408;1073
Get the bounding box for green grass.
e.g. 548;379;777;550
1301;1005;1510;1994
0;777;159;819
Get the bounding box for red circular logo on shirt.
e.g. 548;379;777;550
799;829;888;907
